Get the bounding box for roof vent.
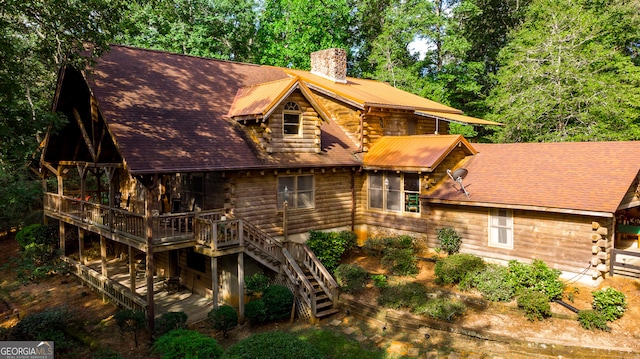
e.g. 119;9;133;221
447;168;470;198
310;48;347;84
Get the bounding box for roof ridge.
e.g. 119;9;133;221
238;77;297;89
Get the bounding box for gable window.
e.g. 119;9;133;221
277;175;314;210
368;172;420;214
283;101;301;136
489;208;513;249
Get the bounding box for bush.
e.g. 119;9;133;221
245;272;270;297
516;289;551;321
508;259;564;301
578;310;611;332
306;230;356;272
363;236;414;256
155;311;188;337
245;300;267;325
436;227;462;255
415;298;466;322
334;264;369;293
371;274;388;289
381;248;419;276
471;264;515;302
434;253;485;285
15;223;62;283
222;331;323;359
262;285;294;321
153;329;223;359
114;309;146;346
591;288;627;321
377;282;430;310
208;305;238;337
10;308;72;351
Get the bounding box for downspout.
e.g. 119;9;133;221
351;169;355;232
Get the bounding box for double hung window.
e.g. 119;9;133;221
489;208;514;249
277;175;314;210
368;172;420;214
283;101;301;136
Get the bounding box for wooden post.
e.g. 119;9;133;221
129;246;136;293
100;235;107;277
145;180;156;333
78;164;87;219
78;228;85;265
211;257;218;310
238;252;245;322
59;221;66;256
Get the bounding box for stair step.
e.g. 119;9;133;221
315;308;339;318
316;294;328;301
316;301;333;309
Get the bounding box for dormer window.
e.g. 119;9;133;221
283;101;301;136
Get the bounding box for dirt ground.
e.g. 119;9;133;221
1;234;640;358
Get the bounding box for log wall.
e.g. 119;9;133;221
618;174;640;209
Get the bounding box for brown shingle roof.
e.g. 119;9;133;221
364;135;476;171
87;45;360;174
425;141;640;214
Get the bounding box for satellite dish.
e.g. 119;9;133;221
446;168;470;198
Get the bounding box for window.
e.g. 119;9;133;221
489;208;513;249
283;101;301;136
368;172;420;214
277;175;314;210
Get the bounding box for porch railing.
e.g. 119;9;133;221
61;256;148;315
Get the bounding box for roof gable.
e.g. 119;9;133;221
364;135;476;172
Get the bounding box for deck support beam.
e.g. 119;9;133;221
100;235;107;277
238;252;245;322
59;221;66;256
145;176;157;333
129;246;136;293
211;257;218;310
78;228;85;265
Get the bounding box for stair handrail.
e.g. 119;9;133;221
297;244;339;304
241;219;283;263
281;247;316;316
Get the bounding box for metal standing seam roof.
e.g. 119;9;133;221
227;77;298;118
363;135;477;171
416;110;504;126
424;141;640;214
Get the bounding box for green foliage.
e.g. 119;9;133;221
244;300;267;325
208;305;238;337
155;312;188;337
381;248;419;276
93;348;125;359
436;227;463;255
363;236;414;256
591;288;627;322
578;310;611;332
306;230;356;272
262;285;294;321
245;272;270;297
516;289;551;321
434;254;485;285
507;259;564;301
371;274;388;289
0;170;44;232
296;328;387;359
10;308;72;351
16;224;58;265
153;329;223;359
470;264;515;302
334;264;369;293
415;298;467;322
114;309;146;346
377;282;431;310
223;331;323;359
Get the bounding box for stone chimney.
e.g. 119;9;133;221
310;48;347;83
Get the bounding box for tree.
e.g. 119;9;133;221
255;0;354;69
487;0;640;142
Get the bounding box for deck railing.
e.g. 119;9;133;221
287;243;339;306
61;256;148;315
281;247;316;315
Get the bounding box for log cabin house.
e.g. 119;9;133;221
41;45;640;328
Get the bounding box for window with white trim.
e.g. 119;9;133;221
277;175;314;209
368;172;420;214
283;101;301;136
489;208;513;249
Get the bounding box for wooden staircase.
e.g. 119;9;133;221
304;268;339;319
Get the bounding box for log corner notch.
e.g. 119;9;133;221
591;221;610;279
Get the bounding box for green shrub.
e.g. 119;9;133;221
222;331;323;359
471;264;515;302
381;247;419;276
208;305;238;337
415;298;466;322
516;289;551;321
508;259;564;301
434;253;485;285
15;224;62;283
363;235;414;256
245;299;267;325
591;287;627;321
245;272;270;297
306;230;356;272
377;282;430;310
297;328;386;359
114;309;146;347
10;308;72;351
262;285;293;321
578;310;611;332
153;329;223;359
16;224;55;250
334;264;369;293
371;274;388;289
155;311;188;337
436;227;462;255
